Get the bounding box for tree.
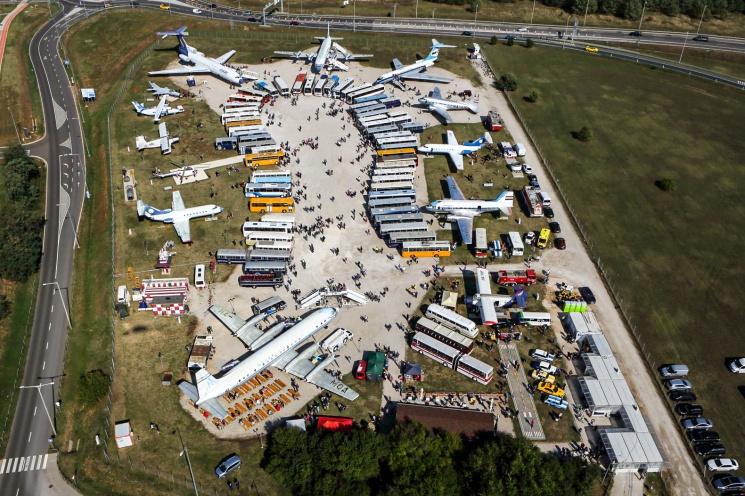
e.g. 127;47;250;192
525;38;535;48
622;0;643;19
496;74;518;91
490;35;499;45
469;0;481;12
571;0;598;15
0;294;10;320
525;90;540;103
655;178;676;191
79;370;110;406
506;36;515;46
575;125;593;142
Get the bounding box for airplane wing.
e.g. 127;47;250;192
445;130;458;146
179;380;229;419
149;67;212;76
153;96;167;123
448;152;464;171
305;367;359;401
330;59;349;71
391;58;404;70
279;350;360;401
208;305;265;347
173;219;192;243
399;70;453;83
455;217;474;244
274;51;312;60
445;176;466;200
345;53;373;60
171;190;186;211
431;87;443;99
214;50;236;65
429;104;453;123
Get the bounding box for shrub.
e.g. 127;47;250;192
525;91;540;103
79;370;110;406
506;36;515;46
575;126;593;142
496;74;518;91
0;294;10;320
490;35;498;45
525;38;535;48
655;178;676;191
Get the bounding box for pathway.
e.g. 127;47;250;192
498;341;545;440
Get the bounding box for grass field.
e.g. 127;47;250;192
480;41;745;467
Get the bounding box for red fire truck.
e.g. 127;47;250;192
486;111;503;132
496;269;537;286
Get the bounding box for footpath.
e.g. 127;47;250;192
0;0;28;72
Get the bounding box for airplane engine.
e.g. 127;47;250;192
178;54;192;64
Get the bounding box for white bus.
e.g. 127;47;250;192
349;100;384;113
425;304;478;339
243;182;293;198
323;75;339;97
368;197;415;209
313;75;328;96
517;311;552;327
260;213;296;226
242;260;287;275
370;173;416;184
368;189;417;202
347;84;385;104
251;170;292;184
194;264;206;288
228;125;265;137
386;230;437;248
371;167;416;177
242;221;293;236
245;231;294;245
272;75;290;97
369;181;415;192
248;249;293;262
303;75;315;96
373;212;424;227
378;140;419;151
379;222;429;237
332;78;354;99
415;317;473;354
410;332;493;384
474;228;488;258
370;205;420;217
507;231;524;256
456;353;494;385
254;240;293;252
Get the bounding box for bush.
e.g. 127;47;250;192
525;90;540;103
490;35;499;45
0;294;10;320
506;36;515;46
79;370;110;406
496;74;518;92
575;126;593;142
525;38;535;48
655;178;676;191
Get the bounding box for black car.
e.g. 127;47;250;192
578;287;596;304
527;174;539;187
693;35;709;42
629;30;643;36
543;206;555;219
696;442;726;456
688;430;720;444
549;222;561;234
669;391;697;402
555;238;566;250
462;31;474;36
675;403;704;417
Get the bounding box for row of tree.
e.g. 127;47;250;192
262;420;601;495
0;144;44;281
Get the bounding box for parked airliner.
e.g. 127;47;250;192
274;24;372;72
419;87;478;123
375;39;455;87
418;130;492;170
136;190;222;243
132;95;184;123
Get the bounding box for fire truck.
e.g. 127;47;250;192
496;269;537;286
486;111;503;132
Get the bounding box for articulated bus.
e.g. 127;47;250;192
516;312;552;327
245;231;294;245
238;273;283;288
410;332;493;385
242;260;287;275
474;228;488;258
242;221;294;237
371;173;415;184
368;189;417;202
401;240;452;258
373;212;424;227
243;182;292;198
378;222;429;238
369;181;414;192
425;303;478;339
251;170;292;183
415;317;474;355
376;147;417;157
369;205;420;217
387;231;437;248
248;197;295;213
216;248;248;264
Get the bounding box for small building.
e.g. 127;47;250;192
151;295;186;316
141;276;189;302
395;404;495;438
114;420;134;449
564;312;601;339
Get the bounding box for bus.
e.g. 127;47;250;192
536;228;550;249
456;354;494;385
348;84;385;104
353;92;387;105
363;125;398;137
370;173;416;184
322;75;339;97
372;212;424;227
303;75;315;96
410;332;493;384
378;140;419;151
367;197;415;209
370;181;414;192
341;82;372;103
380;97;402;109
425;304;478;339
251;296;286;316
368;189;417;202
332;77;354;99
244;151;285;169
387;114;414;128
272;75;290;97
251;170;292;184
291;72;306;95
379;222;429;238
372;130;412;141
253;240;293;252
313;74;328;96
516;312;552;327
260;213;296;226
369;205;420;217
377;153;418;165
248;249;293;262
374;161;416;172
415;317;474;354
238;273;283;288
376;147;417;157
474;228;488;258
507;231;524;256
216;248;248;264
245;231;294;245
349;100;383;113
371;166;415;177
228;124;265;137
401;240;452;258
243;182;293;198
241;221;294;236
243;260;287;275
249;197;295;213
221;111;260;126
387;230;437;248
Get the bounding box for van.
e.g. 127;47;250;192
660;364;689;378
215;454;241;478
194;264;206;289
117;285;129;306
539;191;551;208
514;143;527;156
321;328;353;353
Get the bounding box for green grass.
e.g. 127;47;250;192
480;41;745;466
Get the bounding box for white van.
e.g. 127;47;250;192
514;143;527;156
539;191;552;208
194;264;206;289
117;285;130;306
321;328;353;353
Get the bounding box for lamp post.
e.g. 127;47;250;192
530;0;537;24
19;382;57;436
415;0;418;18
7;106;21;144
173;427;198;496
583;0;590;27
696;4;707;34
679;31;688;62
253;428;265;448
353;0;356;32
42;282;72;328
637;0;648;41
562;15;572;49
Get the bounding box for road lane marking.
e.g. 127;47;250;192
42;361;45;371
48;322;51;330
27;432;32;443
46;341;49;349
33;406;37;416
0;458;5;474
42;454;48;469
10;457;18;472
51;305;53;313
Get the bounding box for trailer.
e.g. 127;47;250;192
291;72;307;95
496;269;537;286
522;186;544;218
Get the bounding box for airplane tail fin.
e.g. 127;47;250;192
493;190;514;216
156;26;189;52
132;101;145;113
466;99;479;113
194;367;218;404
428;39;457;59
136;200;147;217
483;132;493;145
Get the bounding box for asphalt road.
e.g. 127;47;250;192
0;5;87;495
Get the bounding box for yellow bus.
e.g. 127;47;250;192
376;147;417;157
225;119;262;130
249;197;295;213
401;241;452;258
244;150;286;168
536;228;551;249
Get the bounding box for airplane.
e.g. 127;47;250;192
136;190;222;244
152;165;197;179
131;95;184;123
147;81;181;98
426;176;514;244
179;306;359;419
418;130;493;171
135;122;179;154
419;87;478;123
374;39;456;87
150;26;255;86
274;24;372;72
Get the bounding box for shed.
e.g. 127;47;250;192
565;312;601;339
81;88;96;102
402;362;422;381
579;333;613;358
599;430;664;473
366;352;385;382
114;420;134;449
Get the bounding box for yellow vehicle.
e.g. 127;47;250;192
536;228;550;249
244;150;285;169
585;46;599;53
537;381;565;397
160;4;170;9
377;147;416;157
401;241;452;259
249;197;294;213
531;370;555;383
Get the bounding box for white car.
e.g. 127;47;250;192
707;458;739;473
518;27;528;33
729;357;745;373
508;162;522;172
192;8;202;13
524;231;536;245
522;163;533;174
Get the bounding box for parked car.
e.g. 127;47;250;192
508;162;523;172
629;30;643;36
126;186;134;201
544;206;555;219
660;364;689;378
675;403;704;417
683;417;713;430
215;454;241;478
696;443;726;457
518;27;528;32
537;381;565;397
531;369;556;383
524;231;536;245
527;174;539;187
555;238;566;250
578;286;596;304
529;349;555;363
522;163;533;174
728;357;745;373
664;379;692;391
693;35;709;42
712;475;745;491
532;361;558;375
549;222;561;234
706;458;739;473
669;391;697;402
688;430;720;443
290;20;301;26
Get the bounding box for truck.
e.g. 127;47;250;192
522;185;544;218
496;269;537;286
187;335;213;370
486;111;503;131
320;328;354;353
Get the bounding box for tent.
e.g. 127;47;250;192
366;352;385;382
441;291;458;308
402;363;423;381
505;286;528;309
114;420;134;449
286;419;307;431
316;416;353;433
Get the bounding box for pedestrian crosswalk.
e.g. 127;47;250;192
0;454;49;475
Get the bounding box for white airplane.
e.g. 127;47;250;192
136;190;222;244
147;81;181;98
150;26;253;86
418;130;493;171
419;87;478;123
135;122;179;154
132;95;184;123
274;24;372;72
426;176;514;244
152;165;197;179
179;307;359;419
375;39;456;87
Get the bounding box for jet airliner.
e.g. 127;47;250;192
136;190;222;243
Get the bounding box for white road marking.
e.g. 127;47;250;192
0;458;5;474
27;432;32;443
42;361;45;371
10;457;18;472
33;406;37;416
42;454;48;469
46;341;49;350
51;305;54;313
48;322;51;330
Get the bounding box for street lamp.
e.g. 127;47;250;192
19;382;57;436
253;428;265;448
530;0;537;24
637;1;648;40
7;106;21;144
42;282;72;328
353;0;356;32
583;0;590;27
696;4;707;34
679;31;688;62
173;427;198;496
415;0;418;18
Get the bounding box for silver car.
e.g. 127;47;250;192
215;454;241;478
683;418;713;430
660;364;689;377
707;458;739;472
664;379;692;391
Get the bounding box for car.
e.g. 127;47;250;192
532;361;558;375
243;10;252;15
524;231;536;245
462;31;474;36
660;364;689;378
215;454;241;478
578;286;596;304
688;430;720;443
712;475;745;491
555;238;566;250
159;3;170;9
675;403;704;417
549;222;561;234
531;369;556;383
682;417;713;430
518;27;528;32
537;381;565;397
354;360;367;380
126;186;134;201
529;349;555;363
693;35;709;42
664;379;692;391
527;174;539;187
629;31;643;36
508;162;523;172
209;3;217;7
522;163;533;174
669;390;697;402
707;458;739;473
696;443;726;457
192;8;202;13
585;46;599;53
728;357;745;373
544;206;555;219
290;20;301;26
104;3;112;7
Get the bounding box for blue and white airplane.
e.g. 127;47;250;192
375;39;456;87
274;24;372;72
147;81;181;98
418;130;493;171
136;191;222;243
132;95;184;123
426;176;514;244
419;87;478;123
149;26;251;86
